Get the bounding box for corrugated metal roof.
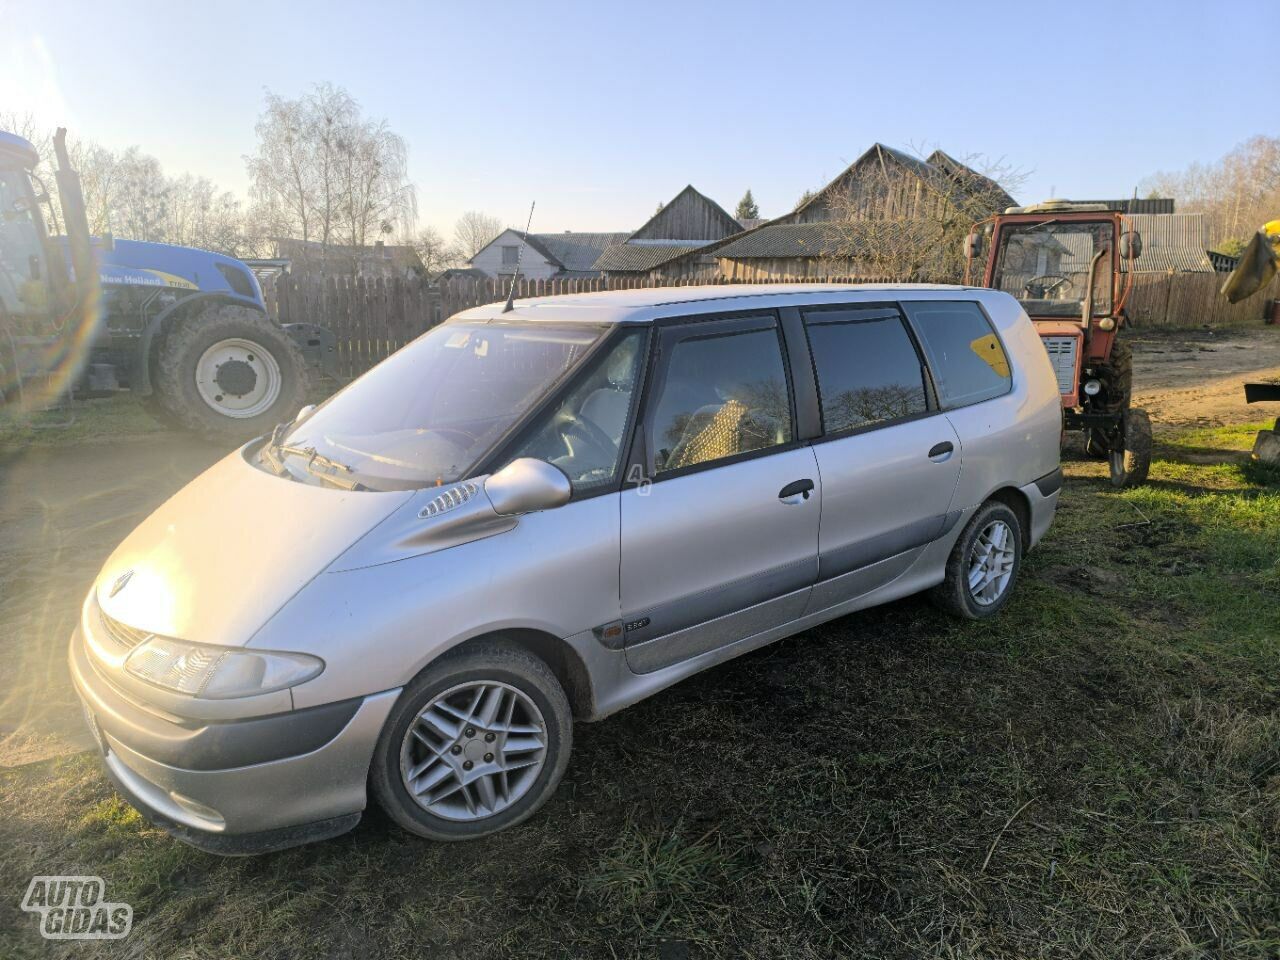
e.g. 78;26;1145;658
1123;214;1212;273
533;232;630;273
593;242;705;272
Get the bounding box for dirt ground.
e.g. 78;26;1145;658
1130;327;1280;425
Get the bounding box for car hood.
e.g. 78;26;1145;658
96;445;412;648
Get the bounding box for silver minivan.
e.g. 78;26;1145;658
70;284;1063;853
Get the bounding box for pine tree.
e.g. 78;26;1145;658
735;189;760;221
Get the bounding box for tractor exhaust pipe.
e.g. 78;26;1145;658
52;128;97;310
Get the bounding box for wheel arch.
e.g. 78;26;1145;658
431;628;596;721
985;485;1032;550
137;292;267;395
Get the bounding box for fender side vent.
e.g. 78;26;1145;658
419;481;479;519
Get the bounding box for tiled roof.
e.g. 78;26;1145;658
534;232;631;272
711;222;847;259
593;242;706;272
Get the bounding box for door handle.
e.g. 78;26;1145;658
928;441;955;462
778;478;814;503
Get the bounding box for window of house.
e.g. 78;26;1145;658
501;245;519;266
803;309;928;433
902;301;1011;408
649;326;792;475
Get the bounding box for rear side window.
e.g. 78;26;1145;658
803;309;928;434
903;301;1011;408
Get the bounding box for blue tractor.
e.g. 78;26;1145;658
0;127;308;437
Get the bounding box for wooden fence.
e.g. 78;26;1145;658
263;269;1280;381
265;273;882;380
1125;271;1280;328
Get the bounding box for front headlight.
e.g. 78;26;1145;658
124;637;324;699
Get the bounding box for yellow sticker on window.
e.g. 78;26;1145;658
969;333;1010;378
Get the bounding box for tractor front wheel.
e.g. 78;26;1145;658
153;303;308;440
1108;407;1152;488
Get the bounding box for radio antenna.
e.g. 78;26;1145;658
503;201;536;313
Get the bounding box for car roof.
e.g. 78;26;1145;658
452;283;996;326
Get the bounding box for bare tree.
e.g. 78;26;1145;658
826;146;1026;281
452;211;503;260
244;83;416;257
411;225;462;275
1142;135;1280;253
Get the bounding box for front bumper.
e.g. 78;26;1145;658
69;628;399;855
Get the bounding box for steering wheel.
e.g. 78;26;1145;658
1024;275;1073;299
556;413;616;467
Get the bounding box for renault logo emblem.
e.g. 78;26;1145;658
109;570;134;598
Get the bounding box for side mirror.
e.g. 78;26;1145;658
1120;231;1143;260
964;232;984;261
485;458;571;516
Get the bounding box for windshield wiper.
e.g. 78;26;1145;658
258;423;365;490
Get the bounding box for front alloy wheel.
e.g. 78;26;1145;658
371;641;572;841
399;681;548;821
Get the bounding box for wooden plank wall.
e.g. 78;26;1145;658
1124;272;1280;328
266;269;1279;381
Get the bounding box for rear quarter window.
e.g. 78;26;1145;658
902;301;1011;408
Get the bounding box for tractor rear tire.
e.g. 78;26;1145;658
153;303;308;441
1108;407;1152;488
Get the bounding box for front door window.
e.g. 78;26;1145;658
648;323;793;475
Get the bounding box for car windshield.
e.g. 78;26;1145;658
277;321;604;489
990;221;1114;318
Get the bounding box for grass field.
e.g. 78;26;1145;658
1;414;1278;958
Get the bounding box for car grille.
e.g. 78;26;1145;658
99;609;152;651
1040;336;1079;395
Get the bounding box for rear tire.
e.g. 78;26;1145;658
153;303;308;440
370;641;573;842
930;500;1023;620
1108;407;1152;488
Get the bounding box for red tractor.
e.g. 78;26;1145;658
967;201;1151;487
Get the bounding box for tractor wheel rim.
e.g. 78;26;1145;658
399;680;548;822
967;519;1016;606
194;338;282;419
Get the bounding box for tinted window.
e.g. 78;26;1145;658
650;326;792;474
904;301;1011;408
509;329;646;491
804;310;928;433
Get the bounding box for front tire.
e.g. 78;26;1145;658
370;641;573;842
1108;406;1152;488
153;303;308;439
930;500;1023;620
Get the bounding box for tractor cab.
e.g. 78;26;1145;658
0;132;65;330
0;129;98;405
967;201;1152;487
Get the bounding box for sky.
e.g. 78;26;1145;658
3;0;1276;239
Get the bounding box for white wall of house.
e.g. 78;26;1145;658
469;229;560;279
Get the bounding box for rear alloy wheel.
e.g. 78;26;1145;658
153;303;307;440
371;641;572;841
930;500;1023;620
1108;407;1152;488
